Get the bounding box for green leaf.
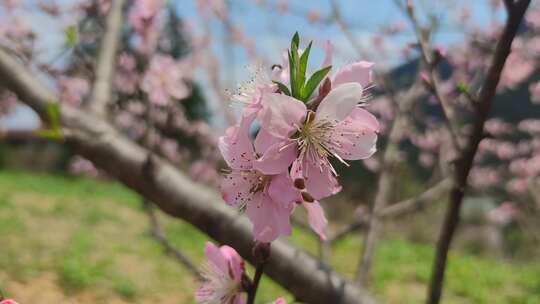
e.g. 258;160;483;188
37;129;62;140
288;50;297;98
291;32;300;49
457;81;469;94
298;40;313;95
38;102;63;140
64;26;78;48
46;102;61;131
301;65;332;101
289;41;303;98
273;81;291;96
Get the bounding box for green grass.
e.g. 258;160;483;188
0;170;538;303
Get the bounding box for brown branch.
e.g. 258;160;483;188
404;2;461;153
503;0;514;11
356;83;424;286
0;129;44;141
426;1;531;304
377;178;452;218
85;0;126;117
329;178;451;244
142;200;202;279
330;220;368;244
0;47;376;304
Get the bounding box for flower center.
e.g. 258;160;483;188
296;111;334;160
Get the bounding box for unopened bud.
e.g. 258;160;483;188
252;242;271;264
294;178;306;190
301;191;315;203
318;77;332;98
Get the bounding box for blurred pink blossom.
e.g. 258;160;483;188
506;178;530;195
518;119;540;134
129;0;162;54
419;153;435;168
58;76;90;107
529;81;540;104
115;53;139;94
485;118;513;135
495;142;516;160
307;10;322;24
469;168;500;190
190;160;219;186
196;0;228;20
487;202;518;226
0;91;18;115
499;52;534;89
526;5;540;29
69;156;99;178
141;55;190;105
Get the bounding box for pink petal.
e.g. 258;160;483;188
322;40;334;67
291;154;340;200
273;298;287;304
220;245;245;282
219;113;256;170
315;83;363;123
204;241;229;274
254;128;281;155
331;108;379;160
333;61;374;88
254;141;298;175
259;93;306;139
221;170;258;207
303;201;328;240
268;172;301;206
246;193;293;243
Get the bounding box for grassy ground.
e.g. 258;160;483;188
0;171;538;303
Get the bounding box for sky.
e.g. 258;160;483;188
1;0;500;129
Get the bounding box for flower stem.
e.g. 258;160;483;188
247;242;271;304
246;262;265;304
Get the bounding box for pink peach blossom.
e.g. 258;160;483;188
196;242;245;304
219;111;296;242
256;83;379;202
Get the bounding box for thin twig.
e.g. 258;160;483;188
329;178;452;244
404;2;461;153
426;2;531;304
143;200;202;279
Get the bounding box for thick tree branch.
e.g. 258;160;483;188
426;1;531;304
85;0;126;116
0;48;376;304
